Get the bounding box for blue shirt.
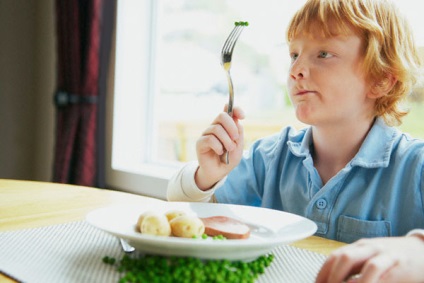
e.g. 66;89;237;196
215;118;424;243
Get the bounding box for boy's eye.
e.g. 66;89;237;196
318;51;332;58
290;53;299;61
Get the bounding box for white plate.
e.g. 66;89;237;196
86;202;317;260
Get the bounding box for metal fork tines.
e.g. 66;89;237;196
220;24;245;164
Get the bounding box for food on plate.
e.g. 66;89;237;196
136;210;155;232
169;215;205;238
139;212;171;236
201;216;251;239
136;210;250;239
165;210;186;222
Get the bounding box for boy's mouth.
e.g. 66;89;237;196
297;90;310;95
295;89;316;96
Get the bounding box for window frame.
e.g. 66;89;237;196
105;0;180;199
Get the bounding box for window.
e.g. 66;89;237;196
106;0;424;199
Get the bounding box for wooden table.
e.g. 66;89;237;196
0;179;345;282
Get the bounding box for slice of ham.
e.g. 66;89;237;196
200;216;251;239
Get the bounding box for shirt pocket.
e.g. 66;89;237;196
337;215;391;243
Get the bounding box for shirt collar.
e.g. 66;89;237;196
350;117;397;168
287;127;313;158
287;117;398;168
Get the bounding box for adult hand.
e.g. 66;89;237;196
195;105;245;190
315;236;424;283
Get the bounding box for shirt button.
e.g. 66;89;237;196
316;199;327;209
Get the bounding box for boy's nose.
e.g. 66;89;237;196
290;58;308;80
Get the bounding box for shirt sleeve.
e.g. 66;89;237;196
166;161;226;202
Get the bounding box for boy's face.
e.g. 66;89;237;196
287;24;376;127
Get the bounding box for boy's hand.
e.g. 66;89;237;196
315;236;424;283
195;105;245;190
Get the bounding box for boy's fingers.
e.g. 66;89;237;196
202;124;236;152
232;106;245;120
211;112;240;141
236;120;244;141
197;134;224;155
223;104;245;120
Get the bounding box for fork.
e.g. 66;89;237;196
220;23;245;164
119;238;135;253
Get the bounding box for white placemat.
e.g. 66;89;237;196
0;221;326;283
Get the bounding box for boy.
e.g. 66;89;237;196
167;0;424;244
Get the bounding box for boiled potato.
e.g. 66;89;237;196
140;213;171;236
165;210;186;222
169;215;205;238
136;210;156;232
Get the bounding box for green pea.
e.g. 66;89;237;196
102;252;274;282
234;21;249;27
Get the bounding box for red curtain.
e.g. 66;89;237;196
53;0;114;187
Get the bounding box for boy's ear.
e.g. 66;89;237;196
368;73;397;98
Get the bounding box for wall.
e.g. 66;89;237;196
0;0;55;181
